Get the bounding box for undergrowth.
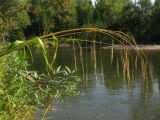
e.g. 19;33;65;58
0;53;80;120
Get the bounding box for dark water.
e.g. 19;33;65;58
31;48;160;120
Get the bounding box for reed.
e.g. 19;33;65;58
0;28;145;60
0;27;151;85
0;28;152;119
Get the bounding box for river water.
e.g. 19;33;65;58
32;47;160;120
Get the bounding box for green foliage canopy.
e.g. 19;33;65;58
1;0;160;44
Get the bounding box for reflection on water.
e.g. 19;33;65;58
31;48;160;120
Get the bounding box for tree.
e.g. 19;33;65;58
135;0;153;43
76;0;94;26
119;2;144;40
27;0;77;36
155;0;160;7
117;0;155;44
41;0;77;31
150;0;160;43
0;0;30;41
94;0;129;27
139;0;152;14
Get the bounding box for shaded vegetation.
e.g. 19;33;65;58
0;52;80;119
1;0;160;44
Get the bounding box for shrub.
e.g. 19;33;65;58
0;53;80;119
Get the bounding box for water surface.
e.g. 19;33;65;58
32;48;160;120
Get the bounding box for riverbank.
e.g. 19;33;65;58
101;45;160;50
58;44;160;50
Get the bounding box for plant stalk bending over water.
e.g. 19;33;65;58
0;28;152;119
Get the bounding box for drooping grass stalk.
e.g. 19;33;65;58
0;27;154;120
0;27;152;94
0;28;143;55
72;41;77;70
111;41;114;65
116;58;120;78
92;39;97;81
0;28;151;85
78;42;85;81
85;40;89;87
100;48;105;84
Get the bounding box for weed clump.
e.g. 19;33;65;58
0;53;80;119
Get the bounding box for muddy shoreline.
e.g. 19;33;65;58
59;44;160;50
101;45;160;50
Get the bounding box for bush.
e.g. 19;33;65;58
0;53;80;119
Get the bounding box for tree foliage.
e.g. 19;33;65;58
94;0;129;26
1;0;160;44
76;0;94;26
0;0;30;41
